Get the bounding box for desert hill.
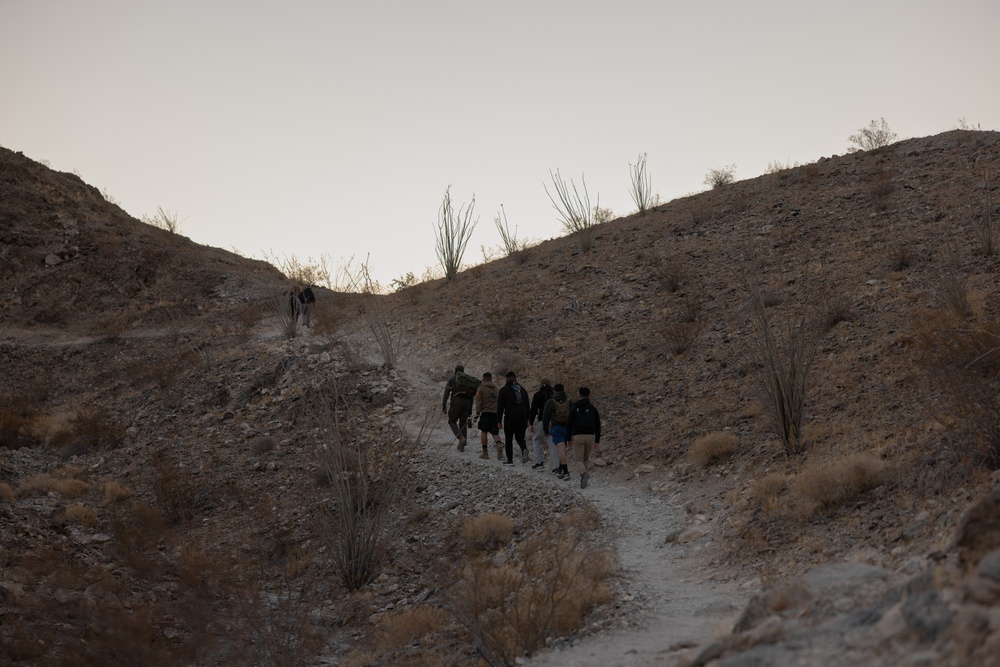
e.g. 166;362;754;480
2;131;1000;666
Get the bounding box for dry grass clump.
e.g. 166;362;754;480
49;408;125;458
747;472;790;514
690;432;738;467
0;398;43;449
444;509;614;666
0;482;14;502
65;502;99;527
16;472;90;499
461;513;514;553
788;454;890;518
374;605;450;655
102;480;133;505
486;298;527;341
658;320;699;356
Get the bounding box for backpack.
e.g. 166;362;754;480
573;402;597;432
453;372;481;398
552;398;569;425
511;383;524;405
301;287;316;304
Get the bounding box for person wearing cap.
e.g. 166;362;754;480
442;364;474;450
496;370;530;465
542;383;572;479
528;377;555;470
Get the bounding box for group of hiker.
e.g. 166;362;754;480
441;365;602;489
286;284;316;328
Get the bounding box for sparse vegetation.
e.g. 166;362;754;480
495;204;528;257
766;160;802;174
848;117;898;153
141;205;183;233
545;169;598;252
788;454;890;518
260;250;334;289
461;512;514;553
972;167;995;256
931;244;970;317
690;432;738;466
704;164;737;189
435;186;479;281
868;164;894;212
629;153;653;213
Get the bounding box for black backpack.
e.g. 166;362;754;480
512;383;524;405
573;402;597;431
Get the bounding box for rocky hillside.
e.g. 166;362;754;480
2;131;1000;666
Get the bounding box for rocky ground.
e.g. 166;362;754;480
2;132;1000;665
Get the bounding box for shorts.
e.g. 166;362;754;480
477;412;499;435
550;424;568;444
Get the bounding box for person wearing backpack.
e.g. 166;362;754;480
473;371;503;460
442;364;479;451
568;386;601;489
528;378;555;471
299;285;316;328
542;383;572;480
496;371;530;465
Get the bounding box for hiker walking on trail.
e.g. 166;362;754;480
529;378;555;471
542;383;572;480
299;285;316;328
474;372;503;460
568;387;601;488
496;371;530;465
442;364;479;452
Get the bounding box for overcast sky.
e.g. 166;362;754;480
3;0;998;286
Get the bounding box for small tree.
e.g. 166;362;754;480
848;117;898;153
704;164;737;189
545;170;598;252
434;186;478;281
629;153;653;213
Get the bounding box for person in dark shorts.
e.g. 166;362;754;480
496;370;530;465
474;372;502;460
542;383;572;479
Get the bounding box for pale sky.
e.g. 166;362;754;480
3;0;998;286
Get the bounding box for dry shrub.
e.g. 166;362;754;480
658;320;699;356
822;293;855;330
109;501;166;574
375;605;450;655
250;435;277;455
486;298;527;341
443;508;614;666
689;432;738;467
788;454;890;518
16;473;90;499
65;502;99;527
102;480;133;505
461;513;514;553
152;455;202;525
493;350;525;379
0;482;14;502
930;244;970;317
916;311;1000;468
0;398;43;449
49;407;125;458
868;165;894;212
658;256;687;293
747;472;789;514
890;244;913;272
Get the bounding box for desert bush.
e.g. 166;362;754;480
485;297;527;341
0;400;42;449
868;165;894;212
141;205;183;233
355;263;403;368
109;501;166;574
821;293;855;330
658;320;699;356
972;167;996;256
745;270;820;455
260;250;335;289
435;186;478;281
16;473;89;499
766;160;801;174
890;244;913;272
443;509;613;666
374;605;450;655
704;164;737;189
102;480;133;505
0;482;14;502
788;454;890;517
545;169;598;253
461;513;514;553
629;153;653;213
49;407;125;458
690;432;738;467
931;244;970;317
152;455;202;526
747;472;789;514
390;271;417;292
66;502;99;527
847;117;898;153
495;204;528;257
659;256;686;293
312;381;427;591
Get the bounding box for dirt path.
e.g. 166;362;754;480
395;362;748;666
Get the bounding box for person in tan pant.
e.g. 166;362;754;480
568;387;602;489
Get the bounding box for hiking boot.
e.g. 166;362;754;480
521;449;529;464
479;450;489;459
457;439;465;452
532;462;545;470
558;470;569;480
581;471;590;489
551;467;561;475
